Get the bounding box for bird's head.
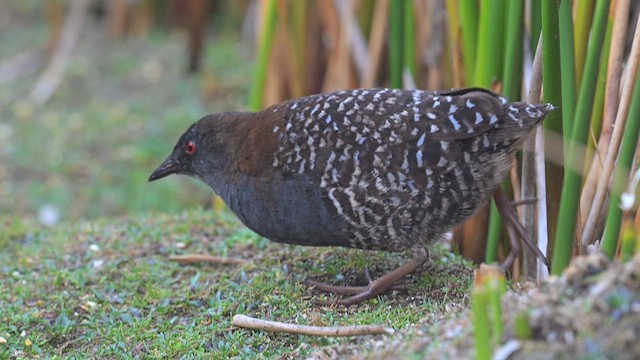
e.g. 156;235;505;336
148;112;247;183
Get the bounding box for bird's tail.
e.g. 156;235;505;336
506;102;558;130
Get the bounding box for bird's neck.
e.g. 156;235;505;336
201;109;281;193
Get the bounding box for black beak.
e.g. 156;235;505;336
149;156;181;182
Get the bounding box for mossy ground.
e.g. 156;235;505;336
0;209;474;358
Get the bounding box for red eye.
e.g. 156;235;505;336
185;141;196;155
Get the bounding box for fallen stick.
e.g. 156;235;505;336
169;254;247;265
232;314;394;337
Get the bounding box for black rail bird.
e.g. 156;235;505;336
149;87;554;305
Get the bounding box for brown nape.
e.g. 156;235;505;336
227;110;281;178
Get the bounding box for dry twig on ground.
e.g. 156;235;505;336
232;314;394;337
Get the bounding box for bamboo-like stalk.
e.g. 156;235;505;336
474;0;504;88
486;0;523;265
501;0;523;100
514;311;532;339
403;0;416;89
552;0;611;275
581;18;614;217
459;0;478;84
472;287;491;360
290;0;306;98
521;39;546;280
534;124;550;280
320;0;355;92
249;0;278;111
579;0;631;244
558;0;576;155
601;66;640;257
620;217;636;262
529;0;542;54
472;266;506;359
473;0;505;265
445;0;463;87
362;0;389;88
573;0;596;88
540;0;564;250
587;18;613;151
389;0;404;88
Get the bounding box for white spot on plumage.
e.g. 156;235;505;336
475;112;483;125
417;133;426;147
431;124;439;133
273;126;280;133
449;105;458;114
440;141;449;150
298;159;306;174
411;128;419;136
448;115;461;130
434;101;441;108
489;114;498;125
466;99;475;108
326;115;332;124
437;157;448;167
464;151;471;162
416;150;424;167
328;189;343;214
427;112;437;120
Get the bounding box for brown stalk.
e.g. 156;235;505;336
521;38;545;280
334;0;369;81
581;12;640;247
579;0;631;239
319;0;352;91
263;24;289;107
444;0;463;87
232;314;394;336
361;0;389;88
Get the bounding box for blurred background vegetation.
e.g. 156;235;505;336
0;0;253;221
2;0;640;281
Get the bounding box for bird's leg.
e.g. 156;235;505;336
493;188;550;270
306;266;406;296
305;281;369;295
307;248;429;306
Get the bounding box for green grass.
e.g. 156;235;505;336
0;209;474;358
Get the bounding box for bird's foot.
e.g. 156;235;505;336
307;248;429;306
